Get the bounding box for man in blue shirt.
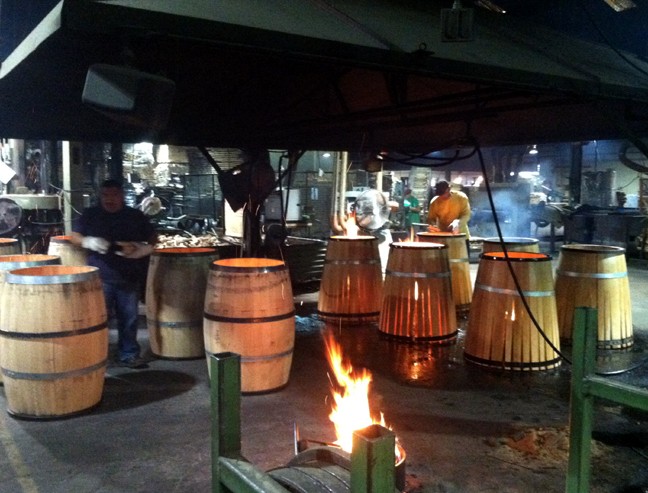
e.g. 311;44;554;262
71;179;157;368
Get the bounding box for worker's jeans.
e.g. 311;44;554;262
102;281;141;362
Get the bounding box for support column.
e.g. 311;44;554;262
109;142;123;181
569;142;583;206
62;142;84;234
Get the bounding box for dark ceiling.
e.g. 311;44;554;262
1;0;648;153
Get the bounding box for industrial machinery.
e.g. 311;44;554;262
0;194;63;253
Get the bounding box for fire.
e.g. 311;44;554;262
397;227;417;243
324;334;390;453
344;213;359;238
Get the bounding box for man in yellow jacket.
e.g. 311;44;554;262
427;180;471;236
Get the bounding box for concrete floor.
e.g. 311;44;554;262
1;251;648;493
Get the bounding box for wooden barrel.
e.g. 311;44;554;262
417;232;472;312
203;258;295;393
0;265;108;418
317;236;383;325
146;247;219;359
555;244;632;349
0;254;61;279
47;235;88;266
464;252;561;371
482;237;540;254
0;238;21;255
0;254;61;385
379;241;457;342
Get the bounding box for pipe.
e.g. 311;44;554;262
329;152;341;233
339;152;349;229
330;151;347;233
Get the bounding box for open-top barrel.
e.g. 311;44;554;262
0;265;108;418
417;232;472;313
379;241;457;342
317;236;383;325
555;244;632;349
203;258;295;393
465;251;561;371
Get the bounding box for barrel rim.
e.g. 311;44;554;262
464;352;562;371
417;232;467;239
483;237;539;245
329;235;376;241
560;243;626;254
0;254;60;271
211;257;286;271
49;235;73;243
389;241;446;250
5;265;99;284
480;251;552;262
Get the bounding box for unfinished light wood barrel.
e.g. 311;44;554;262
555;244;632;349
203;258;295;393
0;254;61;281
0;238;21;255
417;232;472;312
379;241;457;342
0;265;108;418
147;247;219;359
482;237;540;254
47;235;87;266
465;252;561;371
0;254;61;385
317;236;383;325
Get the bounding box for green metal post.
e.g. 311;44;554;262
350;424;396;493
566;307;598;493
210;352;242;493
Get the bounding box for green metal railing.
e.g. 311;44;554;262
209;352;397;493
566;307;648;493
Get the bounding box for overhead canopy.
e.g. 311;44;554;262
1;0;648;152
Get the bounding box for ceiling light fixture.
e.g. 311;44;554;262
602;0;636;12
529;145;538;155
474;0;506;14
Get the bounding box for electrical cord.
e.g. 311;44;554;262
379;145;478;168
475;142;571;365
473;140;648;377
